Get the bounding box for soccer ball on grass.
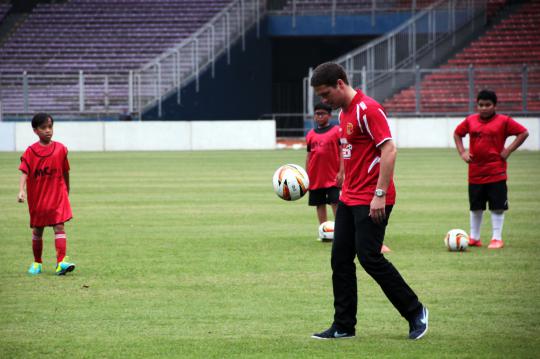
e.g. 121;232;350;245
444;229;469;251
318;221;334;241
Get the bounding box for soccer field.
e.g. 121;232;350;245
1;149;539;358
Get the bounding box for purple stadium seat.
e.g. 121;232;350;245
0;0;231;114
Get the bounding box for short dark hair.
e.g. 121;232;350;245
31;113;53;129
314;103;332;114
310;62;349;87
477;90;497;105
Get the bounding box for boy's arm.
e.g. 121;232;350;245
18;173;27;202
453;132;471;163
501;131;529;160
336;144;344;188
64;171;70;195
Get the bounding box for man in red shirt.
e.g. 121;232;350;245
305;103;343;236
18;113;76;276
454;90;528;249
309;62;427;341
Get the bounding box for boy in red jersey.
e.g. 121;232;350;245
305;103;343;234
309;63;427;341
18;113;76;275
454;90;528;249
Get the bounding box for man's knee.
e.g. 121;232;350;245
357;249;384;272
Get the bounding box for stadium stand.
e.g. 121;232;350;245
0;0;234;114
0;2;11;22
383;0;540;114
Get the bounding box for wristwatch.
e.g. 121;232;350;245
374;189;386;197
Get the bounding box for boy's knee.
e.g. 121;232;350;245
53;223;65;233
33;227;44;237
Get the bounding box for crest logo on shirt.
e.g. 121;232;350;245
347;123;354;135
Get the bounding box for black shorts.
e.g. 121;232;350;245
468;180;508;211
308;187;340;206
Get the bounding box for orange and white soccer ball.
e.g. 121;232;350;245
318;221;334;241
272;164;309;201
444;229;469;251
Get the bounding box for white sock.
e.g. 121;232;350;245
470;210;483;240
491;210;505;241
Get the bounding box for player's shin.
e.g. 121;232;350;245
32;231;43;263
54;231;67;263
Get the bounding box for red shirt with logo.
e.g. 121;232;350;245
19;141;72;227
306;124;341;190
338;90;396;206
455;114;527;184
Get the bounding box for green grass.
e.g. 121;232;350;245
1;149;539;358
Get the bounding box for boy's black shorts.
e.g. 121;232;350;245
309;187;340;206
468;180;508;211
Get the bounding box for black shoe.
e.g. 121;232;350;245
408;306;429;340
311;325;355;340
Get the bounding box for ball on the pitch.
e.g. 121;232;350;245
318;221;334;241
272;164;309;201
444;229;469;251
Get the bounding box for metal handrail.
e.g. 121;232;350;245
134;0;265;118
333;0;448;64
306;0;489;116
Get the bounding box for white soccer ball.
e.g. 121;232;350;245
272;164;309;201
444;229;469;251
319;221;334;241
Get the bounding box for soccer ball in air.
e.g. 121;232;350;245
318;221;334;241
444;229;469;251
272;164;309;201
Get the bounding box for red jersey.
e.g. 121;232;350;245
306;124;341;190
338;90;396;206
455;114;527;184
19;141;72;227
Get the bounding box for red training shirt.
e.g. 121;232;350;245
306;124;341;190
19;141;72;227
455;114;527;184
338;90;396;206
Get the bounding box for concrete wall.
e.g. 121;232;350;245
1;118;538;152
388;117;539;151
0;120;276;152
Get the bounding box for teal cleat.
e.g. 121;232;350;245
55;257;76;276
28;262;42;275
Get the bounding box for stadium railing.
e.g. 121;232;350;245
382;65;540;115
268;0;435;28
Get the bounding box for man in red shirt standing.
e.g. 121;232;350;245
309;63;427;340
18;113;76;276
454;90;528;249
305;103;343;237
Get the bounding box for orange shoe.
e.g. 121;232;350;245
469;238;482;247
381;244;392;254
488;239;504;249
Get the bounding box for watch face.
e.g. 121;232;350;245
375;189;384;197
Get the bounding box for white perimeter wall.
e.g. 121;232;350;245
0;118;538;151
0;120;277;151
387;117;539;151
